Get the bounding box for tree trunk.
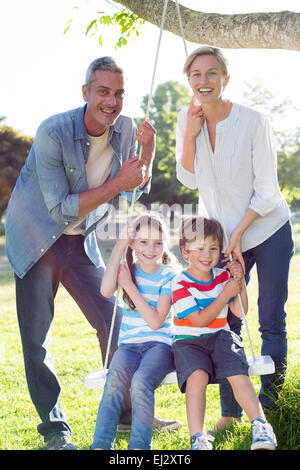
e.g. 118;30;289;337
117;0;300;51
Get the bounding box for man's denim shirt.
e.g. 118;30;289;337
5;105;150;278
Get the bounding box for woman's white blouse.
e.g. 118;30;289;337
176;103;290;252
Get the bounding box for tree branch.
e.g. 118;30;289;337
116;0;300;51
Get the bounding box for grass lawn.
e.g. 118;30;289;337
0;222;299;451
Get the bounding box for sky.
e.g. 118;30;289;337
1;0;300;137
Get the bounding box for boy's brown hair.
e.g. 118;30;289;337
179;217;224;253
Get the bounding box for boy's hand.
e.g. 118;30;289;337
226;259;244;280
223;278;241;299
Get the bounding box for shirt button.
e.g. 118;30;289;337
86;141;90;146
41;248;44;252
52;235;56;239
65;222;68;225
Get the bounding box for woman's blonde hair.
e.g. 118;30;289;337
183;46;229;77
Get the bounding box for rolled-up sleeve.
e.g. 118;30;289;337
176;109;197;189
121;184;150;202
249;115;283;216
34;125;80;224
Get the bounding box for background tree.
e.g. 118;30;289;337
0;124;33;219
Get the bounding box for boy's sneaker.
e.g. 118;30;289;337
251;418;277;450
190;432;213;450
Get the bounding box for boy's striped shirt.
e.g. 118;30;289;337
119;263;177;346
171;268;231;339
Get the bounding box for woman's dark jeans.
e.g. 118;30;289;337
15;234;130;441
218;221;294;416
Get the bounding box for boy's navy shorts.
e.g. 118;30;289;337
172;329;249;393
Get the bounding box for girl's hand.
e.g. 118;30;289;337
117;262;133;290
186;96;205;139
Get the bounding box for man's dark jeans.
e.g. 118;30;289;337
15;234;130;441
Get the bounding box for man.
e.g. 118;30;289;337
5;57;180;450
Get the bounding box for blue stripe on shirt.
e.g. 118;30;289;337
177;305;200;319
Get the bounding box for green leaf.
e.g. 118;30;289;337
85;19;97;36
63;19;73;35
99;15;112;25
64;24;71;35
68;5;145;50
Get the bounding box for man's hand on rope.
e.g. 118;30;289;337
116;156;147;191
136;120;156;188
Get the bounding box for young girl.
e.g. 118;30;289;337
91;212;178;450
171;217;277;450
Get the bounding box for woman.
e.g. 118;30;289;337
176;46;294;431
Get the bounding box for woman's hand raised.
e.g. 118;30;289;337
185;96;205;139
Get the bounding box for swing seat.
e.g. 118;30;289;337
247;355;275;376
84;369;178;390
84;355;275;390
84;369;108;389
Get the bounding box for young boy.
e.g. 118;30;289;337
171;217;277;450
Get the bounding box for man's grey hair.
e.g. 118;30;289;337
85;57;124;89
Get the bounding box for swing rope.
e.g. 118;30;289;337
201;133;257;361
174;0;188;57
172;0;259;362
103;0;170;372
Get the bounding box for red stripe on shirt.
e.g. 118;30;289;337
172;286;191;302
178;270;229;292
